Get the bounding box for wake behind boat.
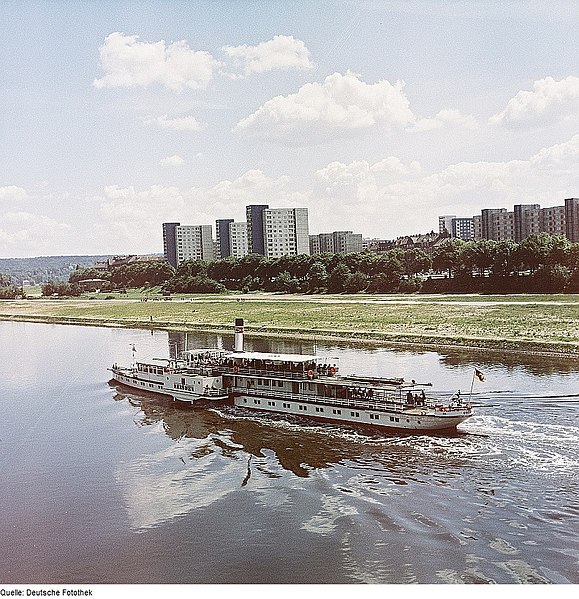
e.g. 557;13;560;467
109;319;473;432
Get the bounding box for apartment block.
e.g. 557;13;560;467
229;222;249;258
162;222;180;268
246;205;269;255
263;207;309;258
514;204;541;242
540;205;566;237
442;198;578;244
309;231;363;254
174;225;215;265
215;218;234;259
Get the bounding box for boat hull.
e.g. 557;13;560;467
232;393;470;432
110;369;228;403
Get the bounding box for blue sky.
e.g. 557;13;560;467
1;0;578;257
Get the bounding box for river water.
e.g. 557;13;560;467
0;320;577;584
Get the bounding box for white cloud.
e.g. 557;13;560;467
93;32;222;92
234;71;415;144
411;109;478;132
234;71;477;145
190;169;292;213
143;114;203;132
0;211;71;254
308;134;579;237
160;155;185;167
0;186;28;202
93;185;189;252
490;76;579;128
222;35;314;76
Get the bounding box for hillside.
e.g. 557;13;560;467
0;255;109;285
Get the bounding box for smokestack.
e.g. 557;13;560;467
234;318;244;352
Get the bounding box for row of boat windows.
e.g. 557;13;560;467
137;365;165;375
130;379;162;390
252;379;285;387
243;398;403;420
247;399;418;423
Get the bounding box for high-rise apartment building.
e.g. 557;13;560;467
514;204;541;242
438;215;455;236
263;207;309;258
443;198;578;244
246;205;269;255
229;222;249;258
540;206;566;237
439;215;474;241
309;231;363;254
215;219;234;259
162;222;180;268
174;225;214;265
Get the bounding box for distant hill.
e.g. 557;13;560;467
0;255;109;285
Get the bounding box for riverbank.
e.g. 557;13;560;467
2;293;579;357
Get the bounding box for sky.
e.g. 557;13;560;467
1;0;578;258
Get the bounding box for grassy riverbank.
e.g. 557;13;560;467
2;292;579;356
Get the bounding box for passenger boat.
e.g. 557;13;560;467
109;319;473;432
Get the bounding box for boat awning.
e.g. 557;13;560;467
230;351;322;363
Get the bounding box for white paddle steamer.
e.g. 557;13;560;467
110;319;473;432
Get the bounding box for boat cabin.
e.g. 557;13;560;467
225;352;340;379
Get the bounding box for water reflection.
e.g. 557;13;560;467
110;383;478;530
438;347;579;376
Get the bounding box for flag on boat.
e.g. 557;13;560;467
474;368;485;381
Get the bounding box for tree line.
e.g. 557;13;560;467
51;233;579;296
0;273;23;299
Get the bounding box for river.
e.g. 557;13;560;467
0;321;577;584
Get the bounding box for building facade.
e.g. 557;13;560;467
215;219;234;259
309;231;363;254
229;221;249;258
445;199;577;243
246;205;269;255
174;225;215;265
162;222;180;268
540;205;566;237
263;207;310;258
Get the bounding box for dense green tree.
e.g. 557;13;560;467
306;261;328;292
432;239;465;277
0;272;23;299
327;263;351;293
41;281;81;297
345;271;369;293
164;274;225;294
